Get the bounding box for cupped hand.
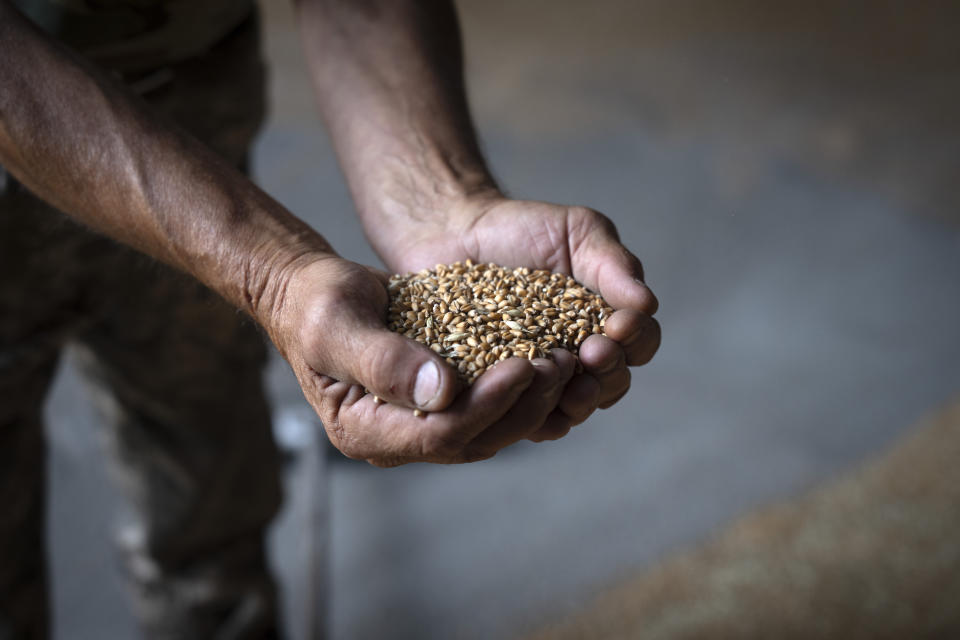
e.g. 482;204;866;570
264;255;582;466
365;196;662;440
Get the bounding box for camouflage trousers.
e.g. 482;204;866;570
0;14;284;640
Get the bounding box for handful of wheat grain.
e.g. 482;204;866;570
387;260;613;385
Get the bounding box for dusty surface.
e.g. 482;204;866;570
526;396;960;639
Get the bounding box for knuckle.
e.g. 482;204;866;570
568;205;599;222
297;292;344;356
359;338;396;393
327;427;363;460
569;206;617;237
311;285;358;323
318;398;365;459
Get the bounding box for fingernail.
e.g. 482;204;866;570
414;361;441;408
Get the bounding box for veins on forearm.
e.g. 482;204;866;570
0;3;335;321
299;0;500;226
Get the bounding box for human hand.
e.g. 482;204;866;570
264;255;585;466
365;196;661;441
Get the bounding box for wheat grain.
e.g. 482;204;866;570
386;261;613;387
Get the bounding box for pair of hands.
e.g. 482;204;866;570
265;197;660;467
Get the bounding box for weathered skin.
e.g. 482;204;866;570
0;14;285;639
0;0;660;635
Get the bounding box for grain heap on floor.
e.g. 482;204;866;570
387;260;613;384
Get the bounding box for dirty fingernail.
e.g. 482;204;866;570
414;361;441;408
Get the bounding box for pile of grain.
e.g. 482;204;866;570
387;260;613;384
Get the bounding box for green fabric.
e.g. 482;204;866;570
12;0;255;72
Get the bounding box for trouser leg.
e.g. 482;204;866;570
0;173;91;640
0;165;281;640
78;15;285;636
1;8;283;637
74;261;283;640
0;354;58;640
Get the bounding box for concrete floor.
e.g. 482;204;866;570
526;396;960;639
44;1;960;638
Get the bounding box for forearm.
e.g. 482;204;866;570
297;0;500;237
0;2;333;321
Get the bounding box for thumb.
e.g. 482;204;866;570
335;325;460;412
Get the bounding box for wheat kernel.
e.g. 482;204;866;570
387;262;612;385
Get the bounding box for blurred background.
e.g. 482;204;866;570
45;0;960;638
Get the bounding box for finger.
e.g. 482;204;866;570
567;209;658;315
527;410;574;442
332;324;461;412
463;356;573;458
310;376;363;458
294;262;461;413
538;348;596;426
577;334;623;377
577;334;632;407
334;358;537;465
364;265;393;285
556;373;601;424
597;367;630;409
547;348;579;380
544;349;600;427
601;309;661;366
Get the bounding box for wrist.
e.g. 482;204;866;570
238;229;338;337
355;154;502;228
355;160;504;268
